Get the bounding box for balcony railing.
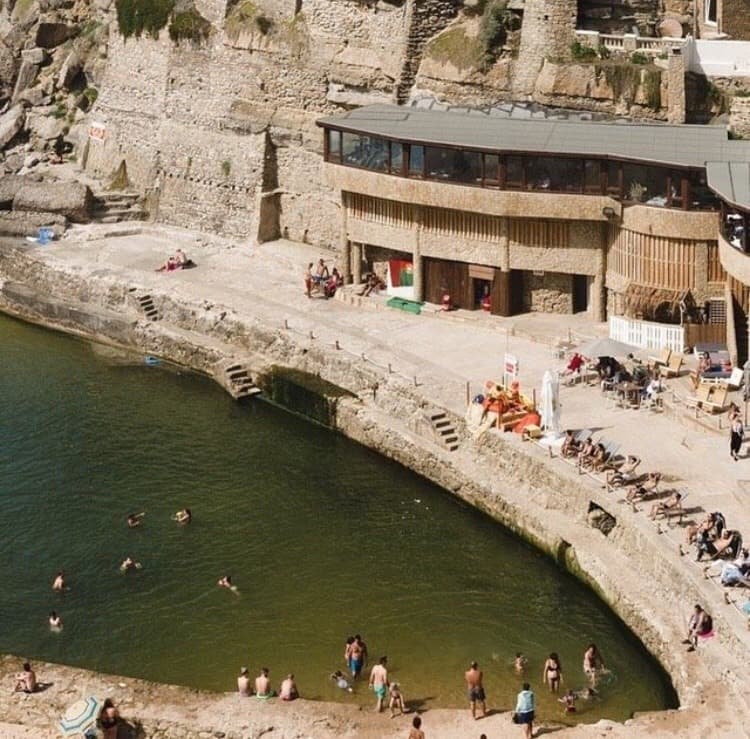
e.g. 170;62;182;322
575;29;686;55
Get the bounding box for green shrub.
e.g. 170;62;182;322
169;7;212;44
115;0;175;40
51;104;67;119
225;0;275;40
571;40;598;62
478;0;519;68
734;89;750;98
630;51;649;65
643;69;662;109
83;87;99;104
221;159;231;177
597;44;610;60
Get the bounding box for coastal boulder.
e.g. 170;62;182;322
0;175;31;208
35;23;74;48
0;210;67;237
14;182;93;223
0;106;26;150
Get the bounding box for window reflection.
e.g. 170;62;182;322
342;133;388;171
484;154;500;186
506;156;524;189
409;145;424;177
391;143;403;174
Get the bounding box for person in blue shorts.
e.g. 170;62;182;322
514;682;535;739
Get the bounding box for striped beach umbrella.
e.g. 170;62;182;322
59;696;101;736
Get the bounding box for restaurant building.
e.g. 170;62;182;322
317;104;750;359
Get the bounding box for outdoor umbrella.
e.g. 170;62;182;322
576;337;640;359
540;369;561;434
59;696;101;736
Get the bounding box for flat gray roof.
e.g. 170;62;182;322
317;103;750;171
707;161;750;210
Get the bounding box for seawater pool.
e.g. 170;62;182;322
0;313;676;722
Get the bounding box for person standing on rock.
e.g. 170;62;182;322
368;656;389;712
464;661;486;720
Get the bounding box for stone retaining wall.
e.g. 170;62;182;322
1;242;749;735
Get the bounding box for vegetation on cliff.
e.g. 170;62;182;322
116;0;212;45
169;6;213;45
225;1;274;41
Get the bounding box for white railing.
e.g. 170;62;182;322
609;315;685;353
574;29;686;55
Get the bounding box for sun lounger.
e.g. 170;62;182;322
647;348;671;370
657;491;688;526
685;383;729;414
659;353;684;378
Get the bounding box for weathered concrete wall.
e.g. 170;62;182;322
730;95;750;139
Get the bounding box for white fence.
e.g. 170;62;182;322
575;29;685;56
609;315;685;353
684;39;750;78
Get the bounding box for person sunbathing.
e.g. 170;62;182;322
649;491;682;520
561;430;580;458
577;438;595;467
707;529;743;560
582;443;606;471
605;455;641;488
625;472;661;503
686;512;719;546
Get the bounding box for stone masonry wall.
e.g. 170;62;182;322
523;271;574;313
730;95;750;139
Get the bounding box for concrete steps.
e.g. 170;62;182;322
92;191;146;224
429;410;459;451
135;293;160;322
223;362;262;400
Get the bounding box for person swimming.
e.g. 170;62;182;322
120;557;141;572
331;670;353;692
48;611;62;629
514;653;528;673
218;575;239;594
173;508;192;524
52;571;65;592
127;512;145;528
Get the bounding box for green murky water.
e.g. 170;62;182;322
0;314;675;722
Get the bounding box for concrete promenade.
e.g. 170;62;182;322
1;223;749;738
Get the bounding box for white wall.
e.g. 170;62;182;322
685;38;750;77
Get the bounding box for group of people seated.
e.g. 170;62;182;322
306;259;344;299
156;248;195;272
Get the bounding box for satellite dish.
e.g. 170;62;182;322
659;18;683;38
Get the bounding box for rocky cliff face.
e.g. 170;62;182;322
0;0;714;244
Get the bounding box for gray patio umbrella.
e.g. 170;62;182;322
576;337;640;358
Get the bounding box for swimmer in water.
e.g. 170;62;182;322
331;670;353;692
52;571;65;592
48;611;62;629
218;575;239;594
120;557;141;572
173;508;192;524
559;689;577;713
514;653;528;674
127;512;145;528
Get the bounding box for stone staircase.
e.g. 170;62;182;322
135;292;160;321
223;362;262;400
394;0;461;104
92;191;146;224
429;410;459;451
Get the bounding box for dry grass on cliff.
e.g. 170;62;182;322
424;26;484;72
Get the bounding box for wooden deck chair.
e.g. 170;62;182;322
685;383;711;409
659;353;684;378
705;385;729;413
648;348;671;370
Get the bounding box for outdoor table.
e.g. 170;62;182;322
617;381;641;408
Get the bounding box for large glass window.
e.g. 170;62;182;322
425;147;453;179
453;150;482;184
623;163;669;206
690;170;720;210
605;160;622;197
391;142;403;175
484;154;500;186
506;156;525;189
342;133;388;171
584;160;602;194
327;129;341;162
526;157;584;192
408;145;424;177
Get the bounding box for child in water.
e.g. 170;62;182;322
389;682;406;717
559;689;577;713
514;653;528;673
331;670;353;692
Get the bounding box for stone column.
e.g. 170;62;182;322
340;202;352;284
351;242;363;285
591;223;608;323
413;205;424;301
667;49;686;124
730;97;750;140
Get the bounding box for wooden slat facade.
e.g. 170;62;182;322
609;228;696;290
707;242;727;284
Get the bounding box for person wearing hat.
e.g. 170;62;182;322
237;666;250;696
